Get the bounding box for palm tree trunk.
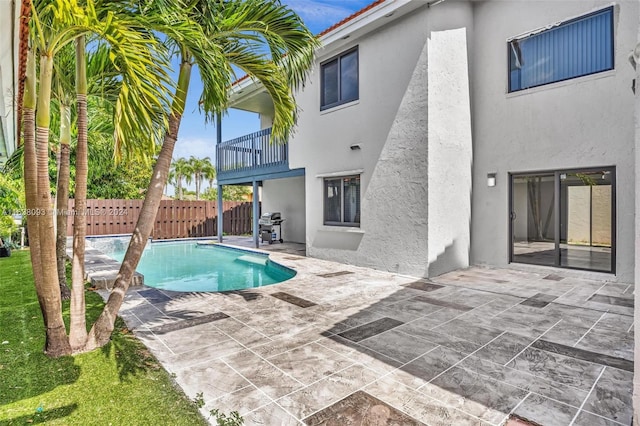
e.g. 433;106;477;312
23;47;47;333
56;102;72;301
85;59;192;350
70;36;88;350
34;51;71;357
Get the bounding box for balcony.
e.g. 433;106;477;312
216;128;297;184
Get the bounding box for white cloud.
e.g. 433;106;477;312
173;136;216;162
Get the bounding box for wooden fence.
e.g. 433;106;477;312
65;199;256;238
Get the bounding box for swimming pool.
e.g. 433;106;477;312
92;238;295;292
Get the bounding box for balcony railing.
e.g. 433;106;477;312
217;127;290;181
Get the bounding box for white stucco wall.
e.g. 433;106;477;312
0;0;18;159
471;0;639;282
632;10;640;423
285;1;473;277
426;26;473;277
261;176;305;243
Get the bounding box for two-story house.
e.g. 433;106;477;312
215;0;639;284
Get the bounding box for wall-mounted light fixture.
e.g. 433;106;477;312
487;173;496;187
350;144;361;151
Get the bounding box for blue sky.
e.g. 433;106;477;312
171;0;372;163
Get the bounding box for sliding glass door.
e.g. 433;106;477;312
510;168;615;273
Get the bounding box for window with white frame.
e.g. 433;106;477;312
508;7;614;92
324;175;360;226
321;47;359;110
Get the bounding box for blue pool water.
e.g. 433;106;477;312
96;239;295;292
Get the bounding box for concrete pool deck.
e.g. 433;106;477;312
93;242;633;425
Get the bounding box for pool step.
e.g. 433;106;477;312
236;255;268;266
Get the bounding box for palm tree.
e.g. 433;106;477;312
85;0;318;349
170;157;190;200
188;156;211;200
52;43;75;301
203;159;216;190
23;0;173;356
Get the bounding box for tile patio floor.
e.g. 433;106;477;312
96;243;634;426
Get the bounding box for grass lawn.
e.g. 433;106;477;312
0;250;208;425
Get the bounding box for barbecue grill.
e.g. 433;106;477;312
259;212;284;244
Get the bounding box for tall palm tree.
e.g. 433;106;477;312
52;43;75;301
188;156;210;200
24;0;173;356
203;159;216;190
85;0;318;349
69;34;89;350
170;157;190;200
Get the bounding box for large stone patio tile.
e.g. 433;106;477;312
173;359;251;401
222;350;304;399
506;347;604;392
511;393;577;426
232;309;317;338
370;297;446;322
541;322;591;347
472;332;533;365
365;376;490;426
127;303;173;327
252;328;327;358
267;342;354;385
337;317;404;342
358;329;439;364
133;330;174;359
316;334;404;374
277;364;378;419
154;322;231;353
397;321;480;354
242;402;300;426
213;316;272;347
582;367;633;425
459;355;588;407
164;338;246;369
432;318;503;346
391;307;463;331
572;410;625;425
388;346;467;389
421;366;528;424
575;327;634;361
204;385;272;416
460;296;523;318
302;390;423;425
593;312;634;333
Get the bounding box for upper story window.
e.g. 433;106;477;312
324;175;360;226
508;7;614;92
321;47;359;110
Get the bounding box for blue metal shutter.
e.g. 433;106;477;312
509;7;613;92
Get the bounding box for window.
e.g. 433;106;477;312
321;48;359;109
324;175;361;226
508;7;614;92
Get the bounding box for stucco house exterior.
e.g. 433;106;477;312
0;0;20;166
216;0;639;284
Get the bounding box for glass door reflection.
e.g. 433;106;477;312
559;171;613;272
510;168;614;273
512;174;556;266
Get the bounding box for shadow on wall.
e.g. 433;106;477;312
428;238;469;278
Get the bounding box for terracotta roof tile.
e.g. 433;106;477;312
317;0;387;38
